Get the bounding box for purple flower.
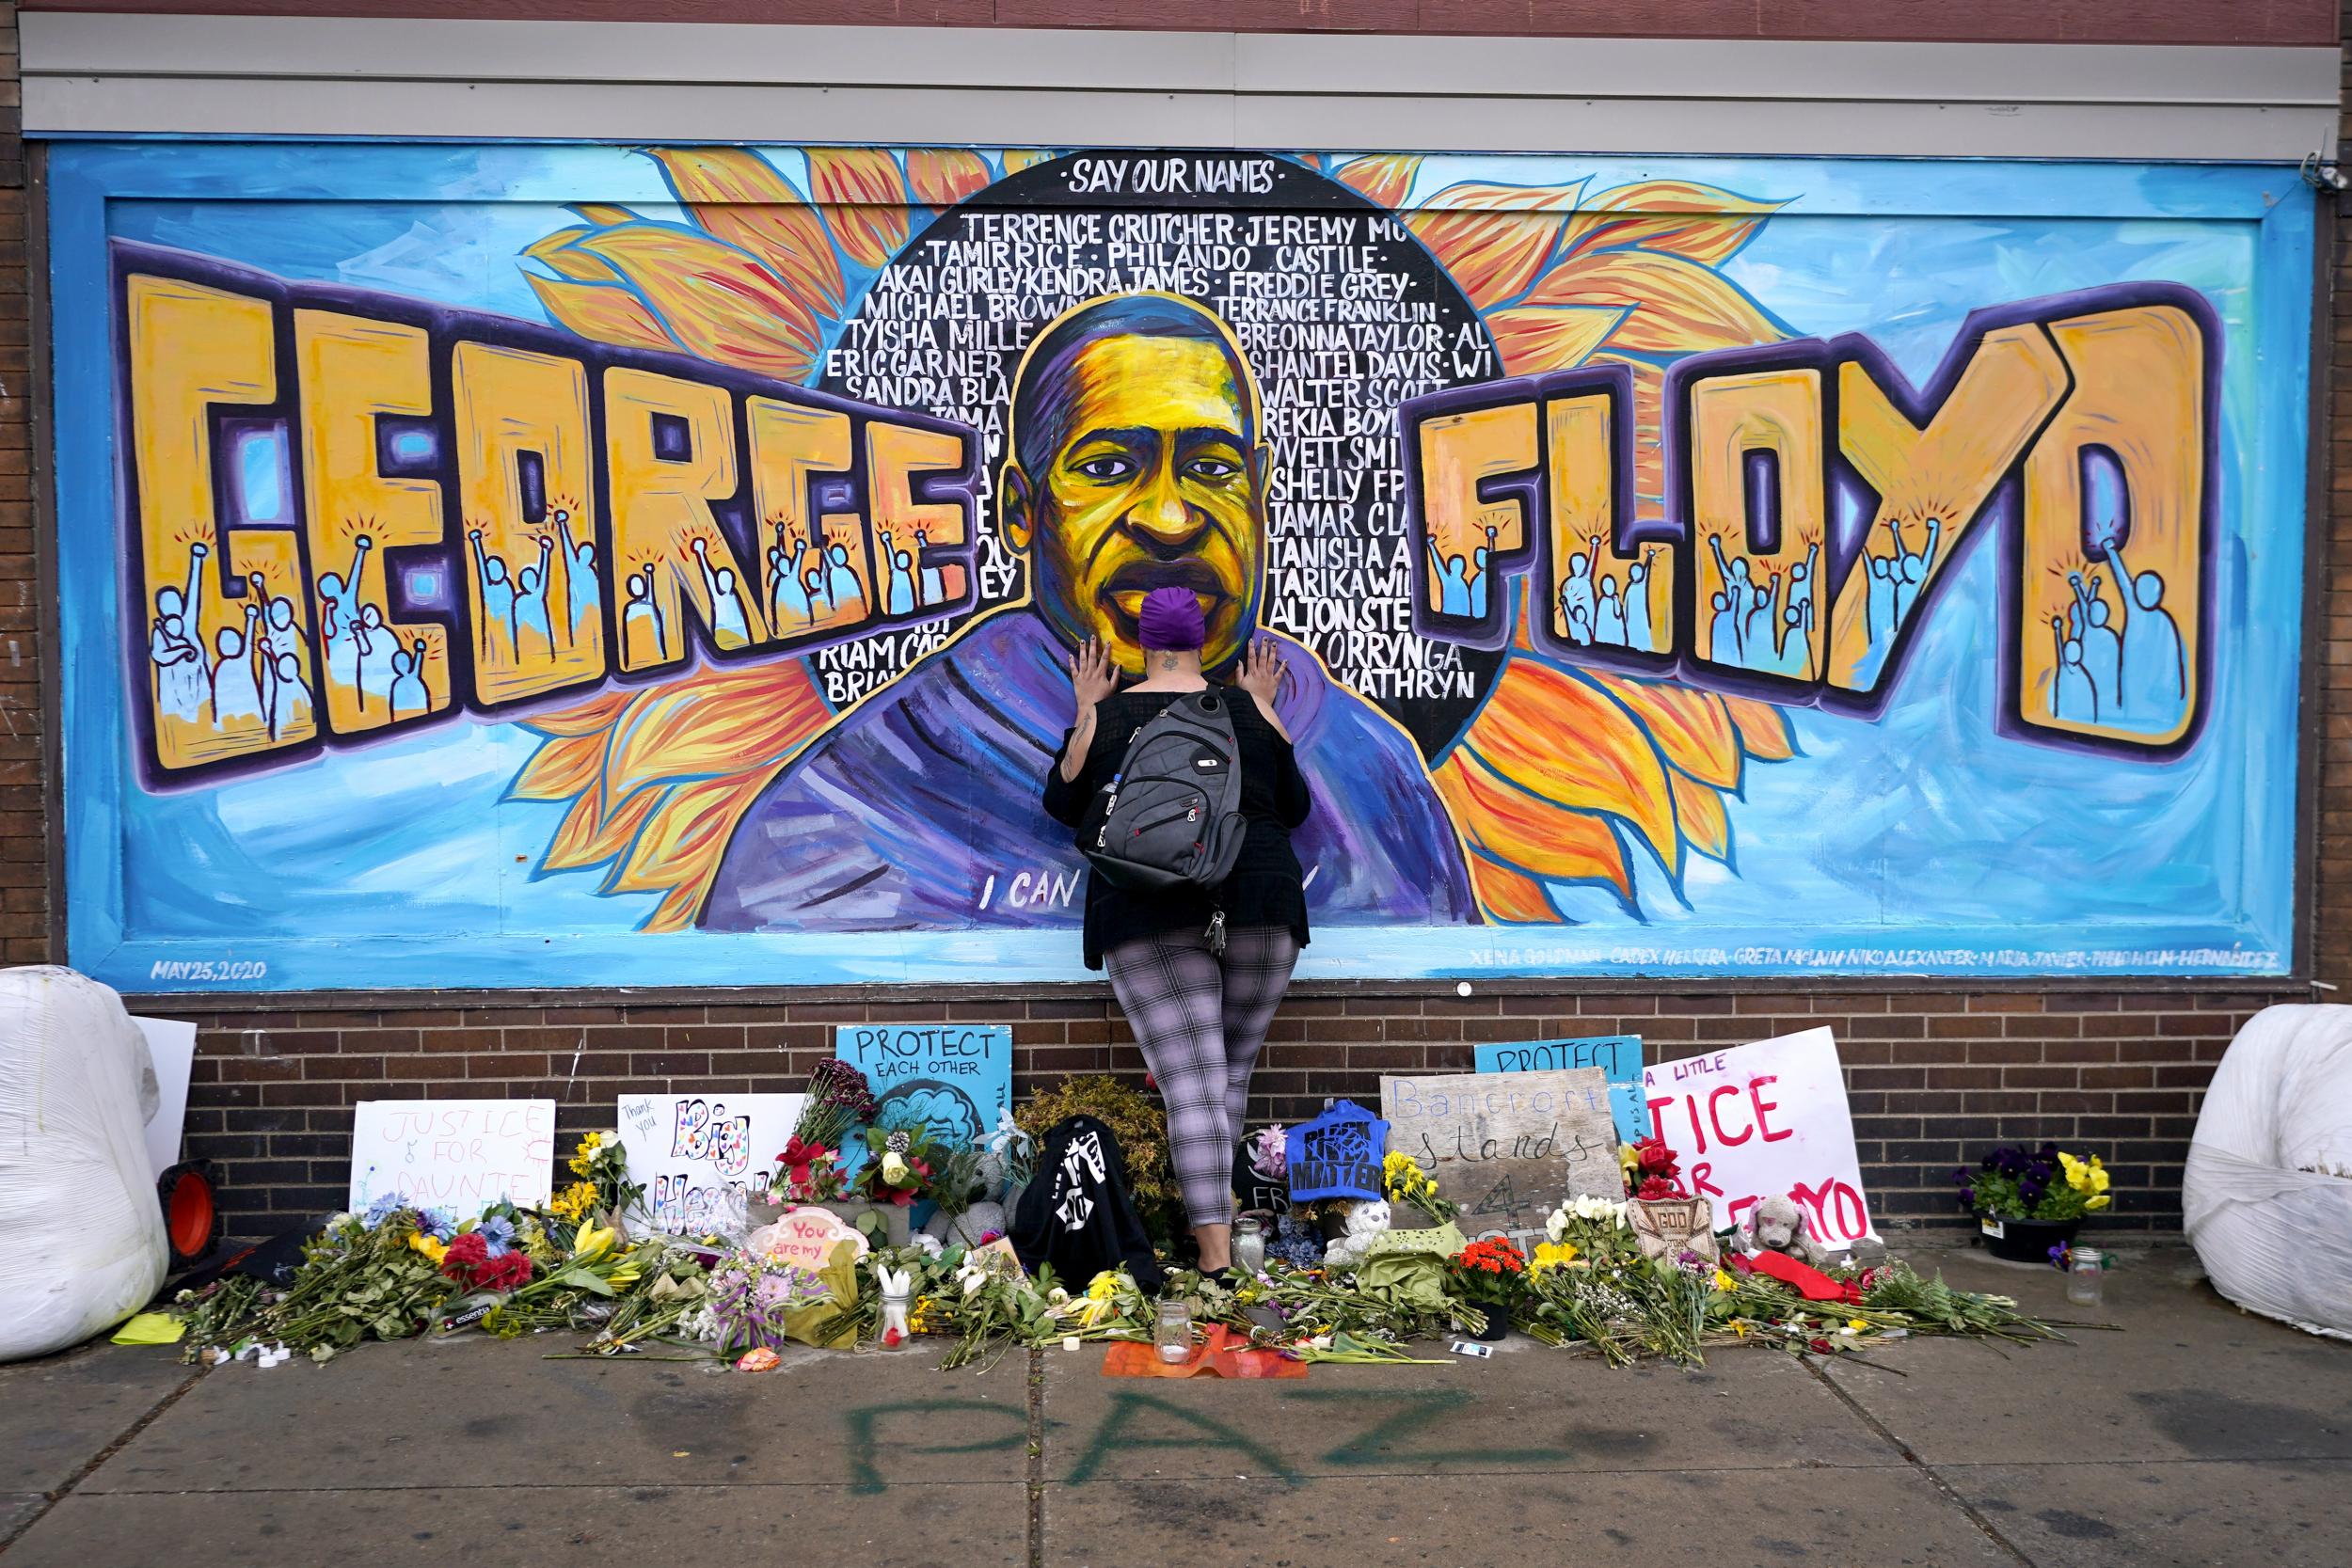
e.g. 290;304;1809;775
1958;1187;1977;1209
2048;1243;2072;1269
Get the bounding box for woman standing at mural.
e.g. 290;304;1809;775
1043;587;1311;1275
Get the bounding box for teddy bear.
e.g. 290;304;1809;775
1744;1193;1829;1268
1321;1200;1392;1270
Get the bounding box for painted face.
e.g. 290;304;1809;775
1009;335;1262;673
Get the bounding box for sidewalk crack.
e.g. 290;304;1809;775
1804;1356;2039;1567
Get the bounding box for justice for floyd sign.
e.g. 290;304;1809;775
1381;1069;1619;1248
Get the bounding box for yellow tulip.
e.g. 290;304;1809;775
573;1220;614;1260
1714;1269;1736;1292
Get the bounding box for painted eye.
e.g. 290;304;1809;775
1187;457;1240;481
1074;454;1135;482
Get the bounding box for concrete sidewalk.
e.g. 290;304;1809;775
2;1244;2345;1567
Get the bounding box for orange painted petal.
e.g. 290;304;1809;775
1558;180;1785;267
1465;852;1559;923
1001;150;1055;175
644;881;707;934
608;771;779;895
1436;752;1632;895
1332;153;1421;211
508;730;611;802
602;663;827;804
1485;305;1625;375
1458;659;1678;878
526;273;678;354
544;781;662;874
526;229;625;283
1723;695;1798;762
1407;179;1590;310
808;148;913;270
644;147;848;318
909;149;992;210
570;225;818;378
1525;249;1780;355
1584;671;1740;790
1669;771;1731;864
568;204;641;228
520;689;636;739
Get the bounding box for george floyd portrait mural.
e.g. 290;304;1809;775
48;142;2312;991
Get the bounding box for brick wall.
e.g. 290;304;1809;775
14;2;2348;1242
158;985;2299;1241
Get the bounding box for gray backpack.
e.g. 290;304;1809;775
1079;689;1248;901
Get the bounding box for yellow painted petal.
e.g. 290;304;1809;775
607;770;783;895
643;147;848;318
1557;180;1786;267
1456;659;1680;878
1525;249;1781;355
1669;770;1731;864
1463;851;1560;923
1436;753;1633;897
544;783;662;875
525;273;678;354
569;225;818;378
1584;672;1742;790
600;663;827;806
908;148;992;210
1408;179;1590;310
508;730;612;803
525;229;625;283
568;203;642;228
1485;305;1625;375
807;148;912;269
1331;153;1422;211
520;689;635;741
1721;695;1797;762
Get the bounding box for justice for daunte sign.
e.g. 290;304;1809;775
1641;1027;1876;1248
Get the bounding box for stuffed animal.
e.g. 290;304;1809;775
1744;1193;1828;1268
1322;1199;1392;1270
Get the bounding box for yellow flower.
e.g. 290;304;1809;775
1531;1241;1579;1273
573;1219;615;1261
1714;1269;1736;1292
1848;1318;1869;1332
568;1132;606;1178
2085;1194;2111;1211
409;1234;447;1264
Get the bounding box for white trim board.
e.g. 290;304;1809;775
22;13;2341;160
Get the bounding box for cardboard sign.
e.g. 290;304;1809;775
750;1205;868;1271
616;1091;804;1235
1640;1027;1875;1248
130;1015;198;1179
834;1024;1013;1172
1472;1035;1646;1143
1381;1069;1618;1249
349;1099;553;1216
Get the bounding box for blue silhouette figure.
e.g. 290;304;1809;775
2077;575;2123;712
210;626;262;725
691;537;753;643
1624;548;1656;651
1595;576;1625;645
623;570;668;660
883;539;917;617
824;544;866;614
268;651;313;740
1557;536;1598;641
1708;589;1741;664
389;639;430;721
2051;614;2098;723
469;529;517;662
516;535;556;656
355;606;397;704
916;528;946;606
2100;538;2184;725
1430;542;1472;617
771;541;815;630
557;510;599;644
1865;552;1898;643
1466;539;1494;621
1742;574;1777;664
1707;533;1754;660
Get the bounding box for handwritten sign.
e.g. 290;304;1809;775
1641;1027;1875;1248
348;1099;553;1217
834;1024;1012;1172
749;1205;868;1271
615;1091;804;1235
1382;1069;1617;1249
1472;1035;1646;1143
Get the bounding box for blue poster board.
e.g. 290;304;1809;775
1473;1036;1645;1144
834;1024;1014;1174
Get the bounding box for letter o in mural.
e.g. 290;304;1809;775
815;150;1503;759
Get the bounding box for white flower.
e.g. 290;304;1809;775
910;1234;944;1259
1544;1207;1569;1243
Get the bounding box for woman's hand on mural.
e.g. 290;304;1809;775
1071;637;1118;709
1236;639;1293;739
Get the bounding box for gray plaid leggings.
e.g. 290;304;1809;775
1104;924;1299;1228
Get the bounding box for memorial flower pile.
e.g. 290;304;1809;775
1956;1142;2116;1221
1382;1150;1459;1223
791;1059;879;1154
856;1126;938;1207
772;1135;848;1202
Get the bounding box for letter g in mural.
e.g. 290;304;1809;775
51;142;2310;989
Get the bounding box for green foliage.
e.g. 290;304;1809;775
1015;1074;1180;1239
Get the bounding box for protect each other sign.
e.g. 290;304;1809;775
834;1023;1012;1173
1641;1026;1876;1248
1471;1034;1646;1143
348;1099;554;1217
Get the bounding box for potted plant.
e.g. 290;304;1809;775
1956;1143;2113;1262
1448;1235;1527;1339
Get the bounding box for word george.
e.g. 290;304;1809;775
117;244;978;784
1405;284;2215;755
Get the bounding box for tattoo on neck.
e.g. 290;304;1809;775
1158;654;1178;671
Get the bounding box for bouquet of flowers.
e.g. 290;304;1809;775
856;1126;938;1207
684;1252;840;1355
773;1135;848;1202
1448;1237;1527;1309
1623;1136;1686;1200
1382;1150;1460;1224
792;1059;879;1154
1955;1142;2114;1221
1543;1192;1631;1264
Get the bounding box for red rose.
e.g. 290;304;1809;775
1808;1338;1833;1354
1637;1176;1677;1201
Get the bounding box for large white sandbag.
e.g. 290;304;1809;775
2184;1003;2352;1339
0;966;169;1359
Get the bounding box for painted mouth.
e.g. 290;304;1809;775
1101;561;1231;631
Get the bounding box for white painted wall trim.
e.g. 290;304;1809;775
22;13;2341;161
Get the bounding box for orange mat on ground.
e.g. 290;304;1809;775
1100;1323;1310;1378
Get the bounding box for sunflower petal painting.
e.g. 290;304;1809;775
51;141;2311;991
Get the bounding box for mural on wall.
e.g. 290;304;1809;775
50;142;2310;990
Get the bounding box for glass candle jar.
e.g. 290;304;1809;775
878;1288;914;1351
1232;1216;1266;1277
1155;1298;1194;1364
2066;1250;2105;1307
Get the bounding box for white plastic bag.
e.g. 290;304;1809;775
2184;1003;2352;1339
0;966;169;1359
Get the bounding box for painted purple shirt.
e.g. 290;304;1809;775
699;610;1476;933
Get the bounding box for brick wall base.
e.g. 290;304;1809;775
158;982;2299;1241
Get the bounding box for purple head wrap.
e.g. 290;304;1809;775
1137;586;1206;651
